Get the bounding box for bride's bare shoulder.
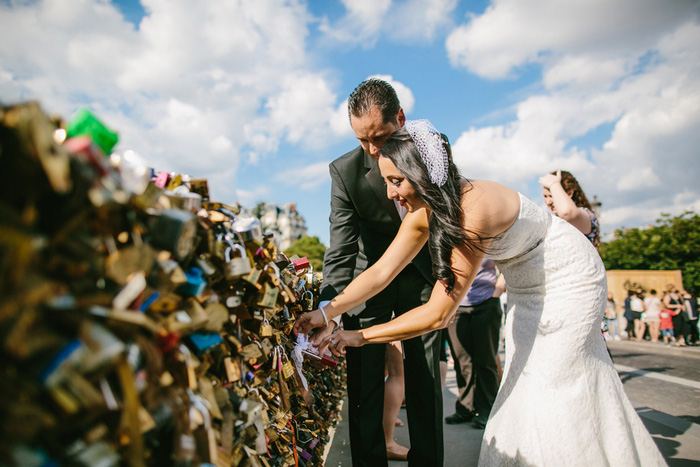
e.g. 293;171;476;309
461;180;521;236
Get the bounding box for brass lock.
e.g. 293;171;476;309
257;282;279;309
303;290;314;311
259;318;273;337
104;231;155;286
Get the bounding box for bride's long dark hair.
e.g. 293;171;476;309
381;128;484;293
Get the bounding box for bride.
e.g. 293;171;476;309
293;120;666;466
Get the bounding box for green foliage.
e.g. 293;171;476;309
251;201;266;219
599;211;700;294
283;235;327;272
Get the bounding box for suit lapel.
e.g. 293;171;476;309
364;151;402;225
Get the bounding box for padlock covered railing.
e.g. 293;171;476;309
0;102;345;467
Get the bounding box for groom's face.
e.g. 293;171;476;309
350;106;405;159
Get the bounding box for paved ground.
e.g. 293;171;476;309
322;340;700;466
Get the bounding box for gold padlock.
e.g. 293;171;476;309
224;356;241;383
257;282;279;309
259;317;273;337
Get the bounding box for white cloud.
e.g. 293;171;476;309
601;194;700;232
330;100;352;137
616;166;662;192
319;0;392;46
451;120;593;190
274;161;331;191
445;0;694;79
262;72;340;149
389;0;458;42
543;55;627;91
319;0;456;46
233;185;272;209
446;1;700;235
0;0;345;198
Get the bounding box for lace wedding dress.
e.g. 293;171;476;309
479;194;666;466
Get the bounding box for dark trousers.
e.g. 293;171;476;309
625;314;635;338
342;268;443;467
687;319;699;343
446;298;502;417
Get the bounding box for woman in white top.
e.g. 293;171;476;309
643;289;662;343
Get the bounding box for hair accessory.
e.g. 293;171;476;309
404;119;449;186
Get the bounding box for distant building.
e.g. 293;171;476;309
245;202;307;251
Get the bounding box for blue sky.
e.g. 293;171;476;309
1;0;699;247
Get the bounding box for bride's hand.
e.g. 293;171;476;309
319;330;368;357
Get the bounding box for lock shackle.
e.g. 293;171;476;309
215;207;238;220
223;230;247;250
264;262;281;276
104;235;118;255
177;343;193;363
131;227;144;247
224;243;247;262
187;391;212;429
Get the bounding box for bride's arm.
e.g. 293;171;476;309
292;208;431;337
320;182;516;353
321;208;431;320
358;242;488;343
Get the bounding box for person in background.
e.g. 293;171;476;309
630;291;647;342
314;78;443;466
623;290;636;340
539;169;599;246
643;289;661;343
659;306;675;346
682;290;699;345
664;284;686;347
444;259;504;430
604;293;620;341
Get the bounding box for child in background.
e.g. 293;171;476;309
660;308;675;346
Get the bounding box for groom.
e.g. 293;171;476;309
316;78;444;466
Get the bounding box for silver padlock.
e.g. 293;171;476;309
233;216;264;246
264;263;282;287
224;243;252;280
188;391;218;464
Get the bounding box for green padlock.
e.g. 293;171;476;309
66;108;119;155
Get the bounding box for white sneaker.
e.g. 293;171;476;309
613;335;621;341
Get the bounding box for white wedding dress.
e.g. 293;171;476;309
479;194;666;466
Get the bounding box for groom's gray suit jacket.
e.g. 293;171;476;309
319;145;435;315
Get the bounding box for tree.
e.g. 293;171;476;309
282;235;327;272
251;201;266;219
599;211;700;295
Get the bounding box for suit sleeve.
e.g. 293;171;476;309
319;162;361;302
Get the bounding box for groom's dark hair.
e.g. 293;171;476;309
348;78;400;124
